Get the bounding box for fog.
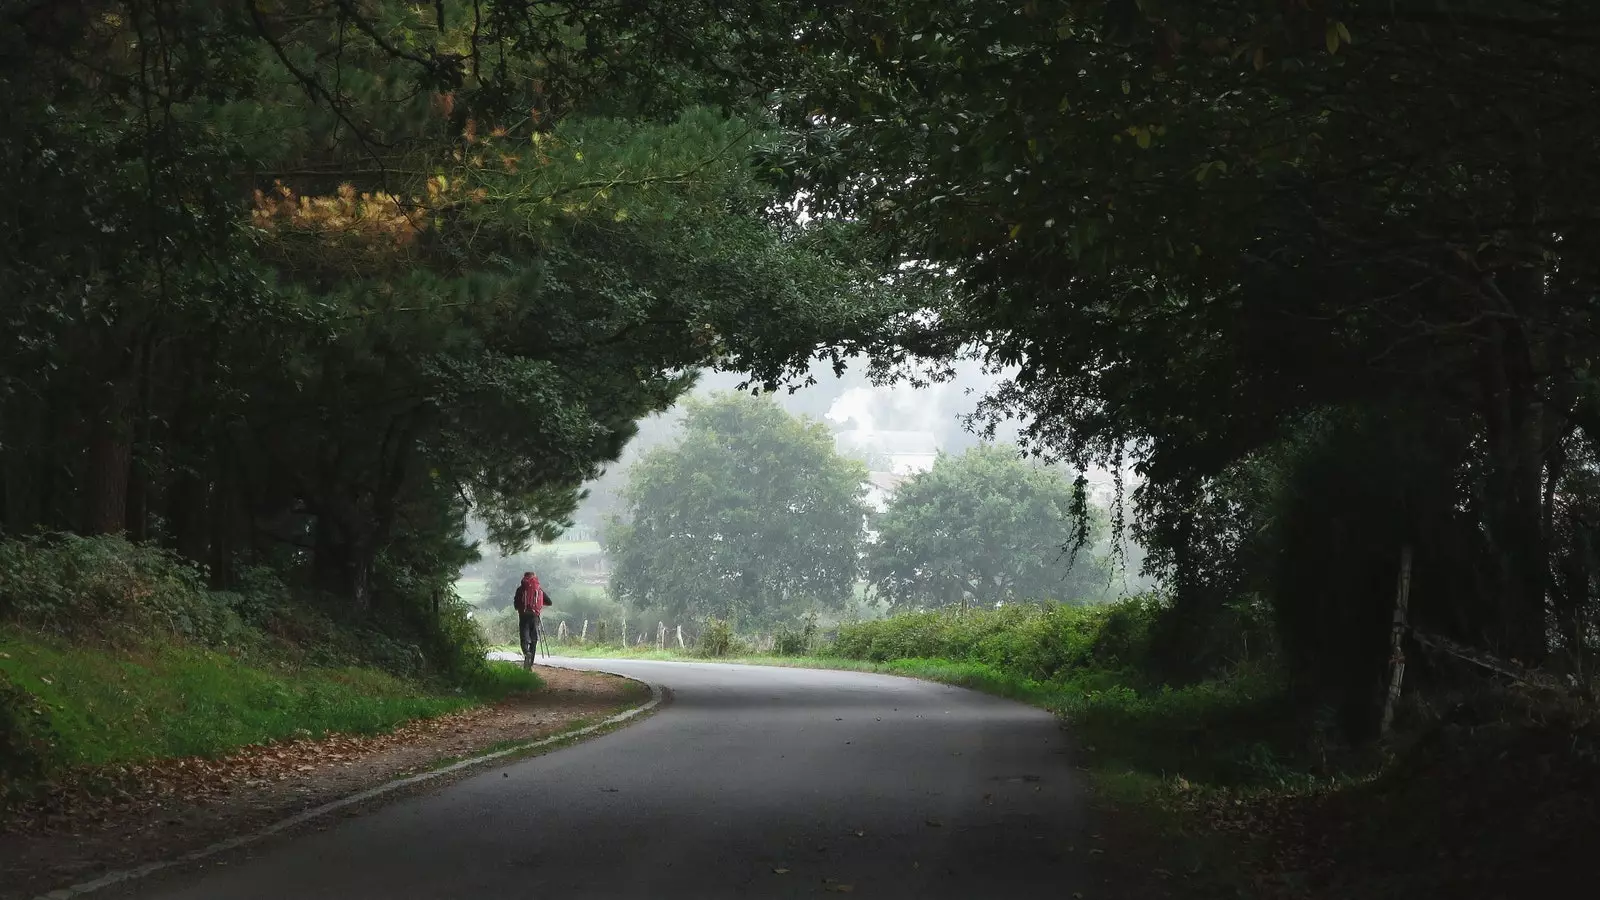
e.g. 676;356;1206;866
568;357;1022;527
571;357;1134;527
464;354;1157;624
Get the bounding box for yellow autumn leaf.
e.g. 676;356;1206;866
1136;129;1151;149
1253;46;1265;71
1326;23;1340;54
871;33;885;55
1009;223;1023;240
1337;22;1352;44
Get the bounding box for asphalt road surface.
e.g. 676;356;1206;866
114;659;1085;899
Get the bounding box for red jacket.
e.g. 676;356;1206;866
515;575;550;615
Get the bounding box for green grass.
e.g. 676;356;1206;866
1;627;541;771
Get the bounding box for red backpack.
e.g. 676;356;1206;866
513;574;546;613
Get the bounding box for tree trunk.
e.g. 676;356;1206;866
207;445;241;589
1380;546;1414;737
124;333;158;541
168;467;211;564
1479;312;1550;663
349;538;373;613
82;378;135;536
312;511;348;595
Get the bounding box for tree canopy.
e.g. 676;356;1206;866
713;0;1600;728
6;0;1600;735
0;1;911;646
605;393;868;625
866;445;1109;610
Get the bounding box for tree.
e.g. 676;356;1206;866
866;445;1108;610
0;2;914;643
606;393;868;625
720;0;1600;725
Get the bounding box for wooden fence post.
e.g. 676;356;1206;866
676;624;685;649
657;621;666;650
1380;545;1415;737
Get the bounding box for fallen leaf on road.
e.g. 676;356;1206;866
773;868;790;874
824;883;855;893
853;829;866;837
925;818;943;827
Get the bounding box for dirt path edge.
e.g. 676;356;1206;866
34;668;666;900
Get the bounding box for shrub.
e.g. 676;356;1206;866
478;605;521;647
773;627;808;656
0;534;248;646
697;617;746;658
0;535;501;688
772;612;820;656
830;595;1171;684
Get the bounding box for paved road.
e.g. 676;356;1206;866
115;659;1085;899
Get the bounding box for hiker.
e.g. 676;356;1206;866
513;570;553;664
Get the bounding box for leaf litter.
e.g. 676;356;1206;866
0;666;643;900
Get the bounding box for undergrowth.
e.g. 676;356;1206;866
0;535;538;798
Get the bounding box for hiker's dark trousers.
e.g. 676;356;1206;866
519;612;541;658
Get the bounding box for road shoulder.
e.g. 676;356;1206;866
1;666;653;900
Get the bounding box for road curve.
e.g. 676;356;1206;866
112;659;1086;899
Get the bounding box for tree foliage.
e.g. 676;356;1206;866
606;393;868;625
0;1;911;670
726;0;1600;730
867;445;1109;610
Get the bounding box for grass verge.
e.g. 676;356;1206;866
1;627;541;779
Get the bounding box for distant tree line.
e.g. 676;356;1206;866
605;394;1114;628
